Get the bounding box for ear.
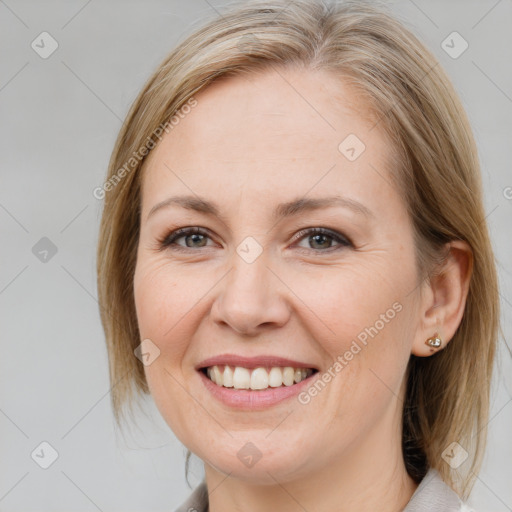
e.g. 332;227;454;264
411;240;473;357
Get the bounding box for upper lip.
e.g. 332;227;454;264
196;354;319;371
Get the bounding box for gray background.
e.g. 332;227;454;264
1;0;511;510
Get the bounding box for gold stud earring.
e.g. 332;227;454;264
425;333;443;350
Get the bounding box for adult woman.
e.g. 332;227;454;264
96;1;499;510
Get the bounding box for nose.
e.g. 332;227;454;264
210;248;291;336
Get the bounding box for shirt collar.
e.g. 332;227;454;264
403;467;464;511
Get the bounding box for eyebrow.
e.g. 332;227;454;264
146;194;374;222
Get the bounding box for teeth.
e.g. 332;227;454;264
205;365;313;390
250;368;269;390
233;367;250;389
282;366;295;386
223;365;234;387
213;366;223;386
268;367;283;387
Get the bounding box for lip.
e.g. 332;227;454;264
195;353;319;371
197;368;318;410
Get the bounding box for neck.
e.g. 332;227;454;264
204;417;418;512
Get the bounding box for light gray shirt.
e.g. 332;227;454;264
173;467;475;511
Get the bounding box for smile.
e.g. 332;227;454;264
202;365;316;391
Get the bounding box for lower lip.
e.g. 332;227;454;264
198;369;317;410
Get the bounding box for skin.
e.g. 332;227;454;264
133;66;472;511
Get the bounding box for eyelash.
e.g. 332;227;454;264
157;226;353;254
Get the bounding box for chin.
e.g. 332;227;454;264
199;437;313;485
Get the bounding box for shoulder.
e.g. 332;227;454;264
403;468;475;512
173;481;208;512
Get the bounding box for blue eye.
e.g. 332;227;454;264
159;226;352;253
293;227;352;252
160;227;213;250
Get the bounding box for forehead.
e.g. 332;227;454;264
141;67;396;214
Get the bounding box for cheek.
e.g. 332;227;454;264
132;261;192;415
133;258;203;440
133;257;204;348
287;257;418;419
288;257;416;355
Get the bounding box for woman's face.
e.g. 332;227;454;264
134;67;425;484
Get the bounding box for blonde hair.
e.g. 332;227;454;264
96;0;500;499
